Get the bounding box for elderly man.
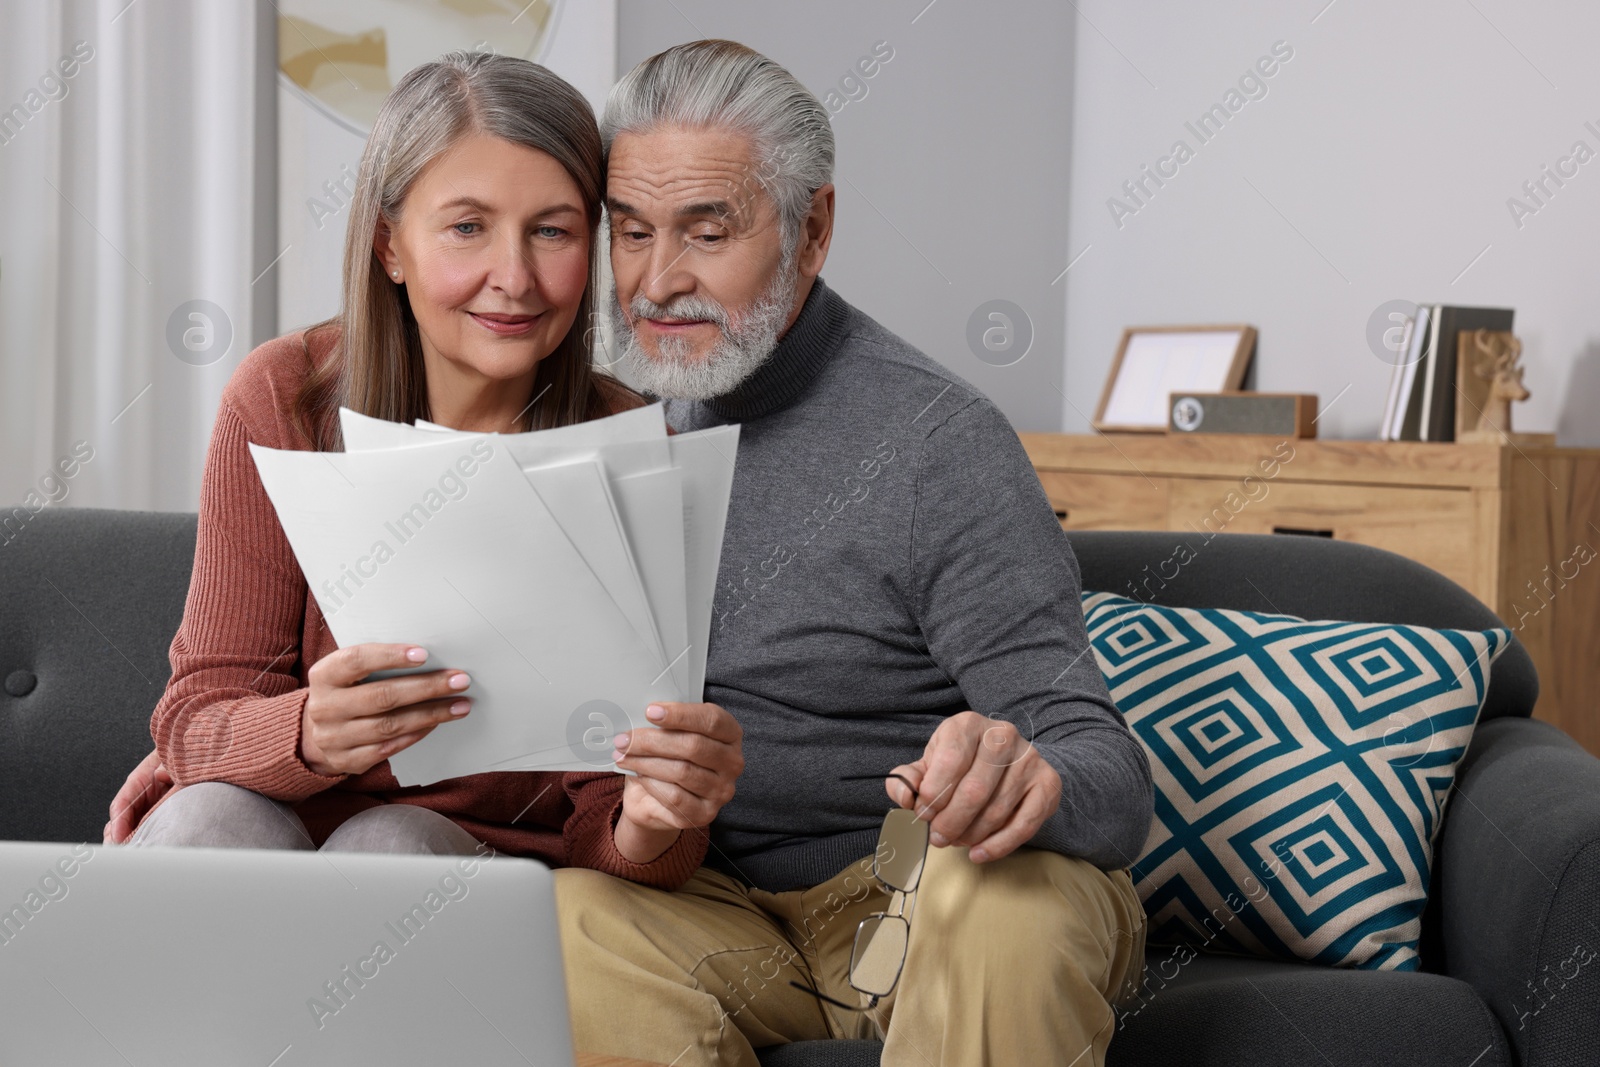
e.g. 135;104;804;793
560;40;1153;1067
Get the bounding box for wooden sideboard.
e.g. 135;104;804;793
1020;433;1600;755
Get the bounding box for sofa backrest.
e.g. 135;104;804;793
0;508;195;843
1066;530;1538;723
0;510;1537;845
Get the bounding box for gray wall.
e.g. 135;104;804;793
1062;1;1600;444
617;0;1075;432
620;2;1600;446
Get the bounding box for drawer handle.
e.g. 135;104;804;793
1272;525;1334;538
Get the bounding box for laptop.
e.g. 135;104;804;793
0;840;576;1066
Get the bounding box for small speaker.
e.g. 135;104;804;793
1167;392;1318;438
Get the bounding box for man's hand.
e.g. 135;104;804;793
887;710;1061;864
104;748;173;843
611;702;743;864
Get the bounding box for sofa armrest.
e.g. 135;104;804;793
1435;716;1600;1067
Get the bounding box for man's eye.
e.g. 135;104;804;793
695;233;726;245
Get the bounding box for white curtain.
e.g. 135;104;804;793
0;0;275;514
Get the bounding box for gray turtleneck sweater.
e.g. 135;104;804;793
661;279;1153;892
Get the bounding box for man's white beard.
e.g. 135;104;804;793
611;253;799;401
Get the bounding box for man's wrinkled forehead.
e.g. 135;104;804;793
605;128;771;222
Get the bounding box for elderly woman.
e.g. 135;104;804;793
106;51;741;885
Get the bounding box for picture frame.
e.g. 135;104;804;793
1093;324;1258;433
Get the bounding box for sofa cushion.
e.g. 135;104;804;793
753;953;1511;1067
1081;591;1509;970
1107;950;1510;1066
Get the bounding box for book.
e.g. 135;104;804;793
1416;303;1444;442
1424;306;1515;440
1395;305;1433;441
1379;315;1414;441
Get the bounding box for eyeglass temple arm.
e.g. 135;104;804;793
787;979;875;1013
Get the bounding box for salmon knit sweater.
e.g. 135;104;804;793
139;327;705;889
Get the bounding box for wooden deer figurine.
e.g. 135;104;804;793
1470;328;1529;435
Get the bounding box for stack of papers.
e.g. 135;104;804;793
248;403;739;786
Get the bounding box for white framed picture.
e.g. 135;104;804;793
1094;325;1257;433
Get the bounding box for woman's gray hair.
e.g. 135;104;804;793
600;40;834;254
293;50;611;448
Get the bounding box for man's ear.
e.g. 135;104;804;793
796;183;835;281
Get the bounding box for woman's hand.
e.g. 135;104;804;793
300;644;473;777
104;748;173;843
611;702;743;864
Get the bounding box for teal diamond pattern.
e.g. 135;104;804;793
1082;591;1510;971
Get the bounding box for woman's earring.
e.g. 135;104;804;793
392;270;401;280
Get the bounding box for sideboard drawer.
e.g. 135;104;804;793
1166;480;1478;593
1038;471;1168;530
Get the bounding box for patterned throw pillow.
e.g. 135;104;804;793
1081;591;1512;971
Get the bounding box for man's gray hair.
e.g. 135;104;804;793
601;39;834;253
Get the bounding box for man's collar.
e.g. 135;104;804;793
702;277;849;421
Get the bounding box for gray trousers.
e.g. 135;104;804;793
128;781;483;856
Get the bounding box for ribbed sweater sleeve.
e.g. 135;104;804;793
911;398;1155;870
562;772;709;890
150;397;347;802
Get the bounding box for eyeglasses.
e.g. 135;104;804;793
790;773;930;1013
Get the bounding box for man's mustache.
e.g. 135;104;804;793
628;293;731;332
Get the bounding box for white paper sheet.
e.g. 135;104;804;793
519;458;668;677
353;411;704;698
260;407;741;782
341;409;674;676
249;433;676;785
342;402;669;453
468;426;740;771
668;426;741;702
608;466;689;693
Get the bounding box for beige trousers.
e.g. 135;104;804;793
555;844;1147;1067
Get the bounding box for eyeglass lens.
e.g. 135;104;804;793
874;807;928;893
850;911;910;997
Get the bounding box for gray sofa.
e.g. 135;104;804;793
2;507;1596;1066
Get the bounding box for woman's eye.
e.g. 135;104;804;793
453;222;481;236
537;225;567;239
